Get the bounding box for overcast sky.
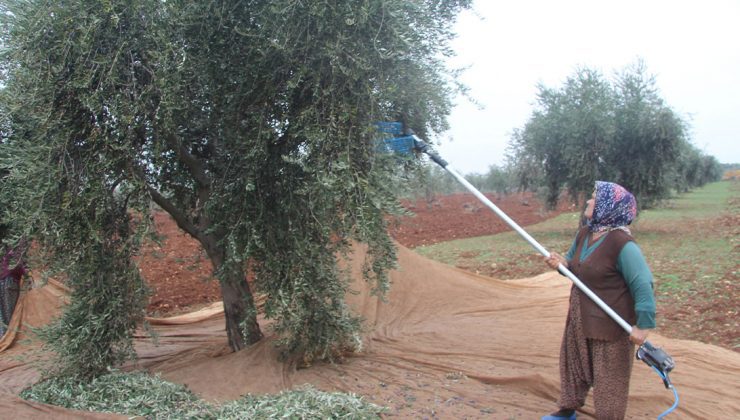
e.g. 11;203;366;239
438;0;740;174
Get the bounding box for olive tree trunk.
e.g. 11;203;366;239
206;244;263;351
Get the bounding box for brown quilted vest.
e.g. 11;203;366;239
569;227;636;341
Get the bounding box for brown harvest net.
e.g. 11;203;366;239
1;243;738;419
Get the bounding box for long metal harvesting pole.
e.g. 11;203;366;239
404;133;675;397
411;135;633;334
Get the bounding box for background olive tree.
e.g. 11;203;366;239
607;61;687;207
507;61;720;210
0;0;472;377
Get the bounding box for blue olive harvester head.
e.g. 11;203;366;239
375;122;447;167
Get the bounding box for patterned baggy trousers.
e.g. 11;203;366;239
558;288;635;420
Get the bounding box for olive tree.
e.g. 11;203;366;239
0;0;471;376
508;62;693;210
507;80;580;209
609;61;688;208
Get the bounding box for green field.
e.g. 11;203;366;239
416;181;739;350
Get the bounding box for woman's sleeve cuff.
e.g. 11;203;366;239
636;310;656;329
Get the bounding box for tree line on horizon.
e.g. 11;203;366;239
415;62;723;209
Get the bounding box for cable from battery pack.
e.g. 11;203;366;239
650;365;679;419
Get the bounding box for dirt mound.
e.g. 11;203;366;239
3;244;739;419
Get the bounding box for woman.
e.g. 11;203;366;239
0;245;26;339
542;181;656;420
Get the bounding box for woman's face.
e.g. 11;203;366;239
584;190;596;220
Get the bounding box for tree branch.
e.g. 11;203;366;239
164;132;210;188
128;163;202;241
158;132;215;234
147;186;202;241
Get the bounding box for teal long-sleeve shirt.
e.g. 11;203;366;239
564;233;656;329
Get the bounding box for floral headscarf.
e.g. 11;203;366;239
587;181;637;233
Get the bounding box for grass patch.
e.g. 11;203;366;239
639;181;732;221
21;371;386;419
416;212;580;278
416;181;739;350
